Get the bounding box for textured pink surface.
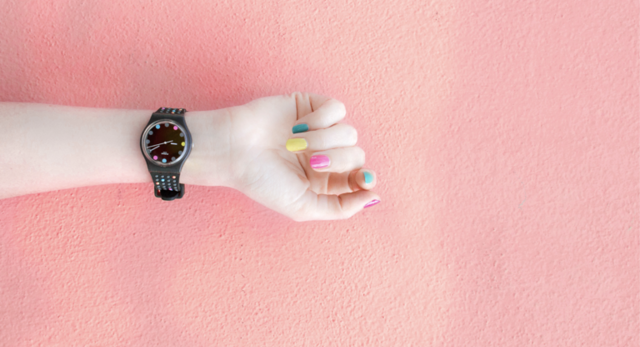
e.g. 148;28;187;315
0;0;638;346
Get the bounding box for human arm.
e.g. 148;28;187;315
0;102;233;199
0;92;381;221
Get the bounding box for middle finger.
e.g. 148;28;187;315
285;122;357;152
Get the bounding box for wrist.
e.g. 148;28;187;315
179;108;233;188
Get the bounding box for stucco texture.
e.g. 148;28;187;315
0;0;638;346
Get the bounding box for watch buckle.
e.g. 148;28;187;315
154;184;186;201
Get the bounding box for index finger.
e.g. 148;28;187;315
291;92;347;130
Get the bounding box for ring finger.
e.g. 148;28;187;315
305;146;365;173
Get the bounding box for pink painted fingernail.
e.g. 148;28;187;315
310;155;331;169
364;199;380;208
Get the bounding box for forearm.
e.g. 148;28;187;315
0;102;232;200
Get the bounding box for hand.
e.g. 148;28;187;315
227;92;381;221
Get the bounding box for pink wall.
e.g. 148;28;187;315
0;0;637;345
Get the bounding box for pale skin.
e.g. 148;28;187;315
0;92;380;221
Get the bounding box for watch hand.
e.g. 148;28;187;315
147;140;172;152
147;144;162;152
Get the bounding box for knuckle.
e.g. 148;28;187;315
333;99;347;117
339;124;358;144
336;160;349;173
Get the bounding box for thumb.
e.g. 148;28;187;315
289;189;382;222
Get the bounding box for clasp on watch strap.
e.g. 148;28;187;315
154;184;185;201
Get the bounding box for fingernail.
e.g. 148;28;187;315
364;199;380;208
286;138;308;152
310;155;331;169
292;124;309;134
363;172;373;184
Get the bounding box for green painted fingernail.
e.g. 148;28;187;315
292;124;309;134
364;172;373;184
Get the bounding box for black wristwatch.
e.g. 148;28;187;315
140;107;193;201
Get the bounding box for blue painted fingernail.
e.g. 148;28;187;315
292;124;309;134
364;172;373;184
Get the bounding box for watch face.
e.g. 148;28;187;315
142;120;189;166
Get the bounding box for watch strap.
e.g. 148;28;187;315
156;107;186;115
151;172;184;201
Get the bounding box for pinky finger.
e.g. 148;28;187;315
289;189;382;222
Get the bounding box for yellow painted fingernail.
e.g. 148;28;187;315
286;138;307;152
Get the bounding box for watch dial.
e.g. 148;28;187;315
144;121;187;165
